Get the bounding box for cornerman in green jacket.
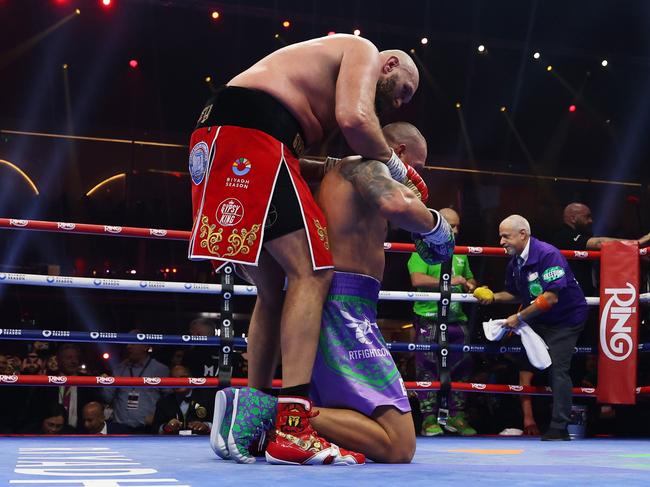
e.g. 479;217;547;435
407;208;478;437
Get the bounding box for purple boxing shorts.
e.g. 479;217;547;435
311;271;410;416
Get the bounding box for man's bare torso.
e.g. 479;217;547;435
229;35;378;146
316;158;387;281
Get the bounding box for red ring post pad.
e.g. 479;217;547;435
597;241;640;405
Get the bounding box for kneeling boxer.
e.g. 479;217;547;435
213;122;452;464
301;122;452;463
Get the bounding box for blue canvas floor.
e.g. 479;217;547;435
2;435;650;486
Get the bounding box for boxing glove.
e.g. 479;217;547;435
412;209;454;264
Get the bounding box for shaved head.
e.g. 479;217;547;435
500;214;531;235
440;208;459;222
382;122;427;168
82;401;105;434
375;50;420;115
439;208;460;237
563;202;593;231
383;122;425;147
499;214;531;256
83;401;103;417
379;50;419;88
564;203;589;220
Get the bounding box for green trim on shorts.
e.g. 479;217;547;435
326;293;377;309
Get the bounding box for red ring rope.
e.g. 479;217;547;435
2;373;647;397
0;218;614;259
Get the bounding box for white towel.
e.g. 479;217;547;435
482;319;552;370
482;318;508;341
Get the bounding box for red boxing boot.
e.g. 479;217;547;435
265;396;365;465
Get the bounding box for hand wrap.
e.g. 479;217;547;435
384;150;408;183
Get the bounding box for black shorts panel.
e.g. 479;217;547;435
263;164;305;243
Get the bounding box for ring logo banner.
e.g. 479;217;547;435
598;241;639;405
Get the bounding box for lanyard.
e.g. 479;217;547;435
129;357;152;378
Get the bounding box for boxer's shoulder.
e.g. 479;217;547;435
339;157;390;182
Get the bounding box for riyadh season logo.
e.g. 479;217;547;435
232;157;252;176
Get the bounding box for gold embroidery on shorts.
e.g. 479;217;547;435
224;224;261;257
199;214;223;255
313;219;330;250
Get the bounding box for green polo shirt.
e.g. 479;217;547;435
407;252;474;321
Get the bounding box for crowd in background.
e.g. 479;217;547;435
0;319;244;436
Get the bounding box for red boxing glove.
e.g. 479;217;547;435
404;164;429;204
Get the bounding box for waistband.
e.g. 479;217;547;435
328;271;381;301
195;85;305;156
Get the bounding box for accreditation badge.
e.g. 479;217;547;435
127;391;140;410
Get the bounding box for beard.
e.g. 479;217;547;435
375;74;397;116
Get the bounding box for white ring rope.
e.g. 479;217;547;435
1;271;646;304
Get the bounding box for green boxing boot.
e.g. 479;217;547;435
421;415;443;437
444;412;477;436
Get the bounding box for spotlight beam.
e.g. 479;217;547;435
500;110;536;166
547;67;580;98
455;106;476;164
62;63;83;204
509;0;539;117
0;11;80;71
547;68;608;122
409;50;446;102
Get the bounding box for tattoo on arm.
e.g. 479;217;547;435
339;159;403;207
